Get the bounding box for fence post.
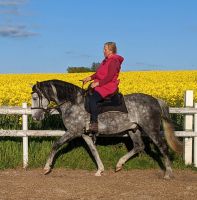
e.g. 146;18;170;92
194;103;197;167
22;102;28;168
184;90;193;165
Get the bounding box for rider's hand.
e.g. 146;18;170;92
83;76;91;84
91;81;99;88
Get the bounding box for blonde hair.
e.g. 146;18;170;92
104;42;117;54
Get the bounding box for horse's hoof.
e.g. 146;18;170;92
164;175;170;180
164;173;174;180
115;166;122;172
44;168;51;175
164;171;174;180
95;170;103;176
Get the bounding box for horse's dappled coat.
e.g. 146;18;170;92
31;79;182;178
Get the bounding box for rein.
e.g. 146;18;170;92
31;97;67;113
79;80;94;97
79;80;87;97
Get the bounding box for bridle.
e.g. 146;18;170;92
31;81;89;114
31;82;65;113
31;82;50;113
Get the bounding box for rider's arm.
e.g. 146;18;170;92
90;73;97;80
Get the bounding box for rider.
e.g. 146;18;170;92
83;42;124;133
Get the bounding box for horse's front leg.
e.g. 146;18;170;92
82;134;104;176
44;131;76;175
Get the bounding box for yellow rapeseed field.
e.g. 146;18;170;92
0;71;197;107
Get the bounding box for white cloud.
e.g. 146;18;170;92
0;0;38;38
0;0;26;15
0;25;37;37
0;8;19;15
0;0;27;6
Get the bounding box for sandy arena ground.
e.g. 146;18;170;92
0;168;196;200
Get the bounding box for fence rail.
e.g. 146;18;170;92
1;106;197;115
0;130;197;137
0;90;197;168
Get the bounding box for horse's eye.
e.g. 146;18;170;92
33;97;38;100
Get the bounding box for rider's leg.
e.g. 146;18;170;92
89;91;102;132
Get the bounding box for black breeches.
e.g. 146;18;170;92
89;91;103;122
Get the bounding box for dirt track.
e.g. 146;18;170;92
0;168;196;200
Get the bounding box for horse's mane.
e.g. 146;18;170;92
33;79;84;104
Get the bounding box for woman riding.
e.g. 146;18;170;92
83;42;124;133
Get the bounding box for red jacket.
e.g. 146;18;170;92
91;54;124;98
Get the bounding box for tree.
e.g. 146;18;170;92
67;62;100;73
67;66;92;73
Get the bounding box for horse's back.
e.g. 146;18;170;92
124;93;162;125
125;93;159;104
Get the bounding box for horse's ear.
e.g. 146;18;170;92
36;81;41;88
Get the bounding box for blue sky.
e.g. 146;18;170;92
0;0;197;73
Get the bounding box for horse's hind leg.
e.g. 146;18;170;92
147;130;173;179
44;132;75;175
115;130;145;172
82;134;104;176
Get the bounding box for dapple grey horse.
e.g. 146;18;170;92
31;80;182;179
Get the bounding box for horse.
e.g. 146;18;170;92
31;79;183;179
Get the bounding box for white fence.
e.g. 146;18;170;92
0;90;197;168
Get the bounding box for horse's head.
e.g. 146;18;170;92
31;81;50;121
31;79;85;120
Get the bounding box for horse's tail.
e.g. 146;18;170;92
157;99;183;154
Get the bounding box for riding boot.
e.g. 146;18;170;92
88;122;98;144
89;122;98;133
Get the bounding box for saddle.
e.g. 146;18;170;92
84;88;128;114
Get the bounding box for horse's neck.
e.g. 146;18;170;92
46;81;85;111
58;96;86;120
58;91;85;110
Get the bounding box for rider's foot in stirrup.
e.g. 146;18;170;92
84;122;98;144
89;122;98;133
